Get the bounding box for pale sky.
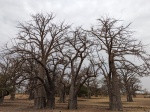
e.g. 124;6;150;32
0;0;150;91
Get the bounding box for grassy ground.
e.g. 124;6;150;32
0;94;150;112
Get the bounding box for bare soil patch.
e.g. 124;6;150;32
1;94;150;112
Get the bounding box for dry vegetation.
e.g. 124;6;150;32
0;94;150;112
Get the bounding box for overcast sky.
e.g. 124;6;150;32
0;0;150;91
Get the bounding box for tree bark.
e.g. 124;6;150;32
10;85;15;100
46;94;55;109
34;87;46;108
59;84;66;103
46;82;55;109
68;84;77;109
109;53;123;111
94;89;98;97
86;80;91;99
109;74;122;111
127;94;133;102
87;89;91;99
10;92;15;100
29;90;34;100
126;86;133;102
132;91;136;98
34;60;46;108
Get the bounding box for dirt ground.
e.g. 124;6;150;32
0;94;150;112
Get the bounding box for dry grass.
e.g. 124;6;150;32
0;94;150;112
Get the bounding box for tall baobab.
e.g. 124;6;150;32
59;28;96;109
90;17;150;110
8;13;69;109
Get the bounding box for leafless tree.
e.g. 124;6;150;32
99;77;109;97
0;62;9;104
0;54;23;103
89;17;150;111
118;62;142;102
7;13;70;109
85;77;100;98
56;61;69;103
84;78;93;99
59;28;96;109
91;77;100;97
1;13;150;111
0;56;10;104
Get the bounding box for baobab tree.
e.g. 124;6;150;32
0;54;23;103
90;17;150;111
56;62;69;103
8;13;70;109
87;77;100;97
0;56;10;104
23;59;38;100
99;77;109;97
118;62;143;102
84;78;93;99
59;28;97;109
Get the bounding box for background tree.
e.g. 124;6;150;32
0;54;23;103
56;62;69;103
89;77;100;97
99;78;109;97
119;63;142;102
84;78;93;99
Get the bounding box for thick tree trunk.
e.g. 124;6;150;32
68;85;78;109
109;53;123;111
133;91;136;98
34;61;46;109
0;96;4;105
46;82;55;109
68;95;77;109
127;94;133;102
34;87;46;108
109;74;122;111
29;80;36;100
46;95;55;109
87;89;91;99
59;85;66;103
29;90;34;100
94;89;98;97
10;86;15;100
126;87;133;102
87;80;91;99
10;92;15;100
59;91;65;103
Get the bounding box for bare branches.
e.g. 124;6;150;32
1;13;150;110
